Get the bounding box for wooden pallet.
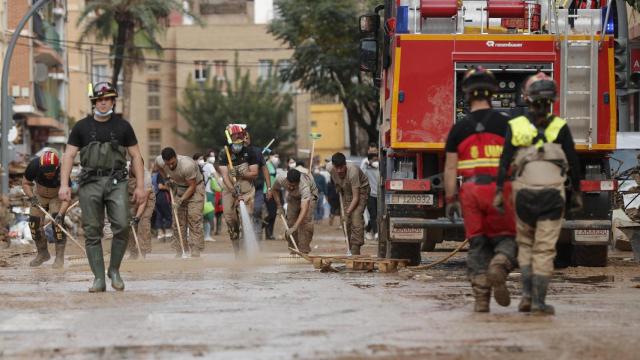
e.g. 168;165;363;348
308;255;409;273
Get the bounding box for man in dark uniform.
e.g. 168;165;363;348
444;67;517;312
218;124;259;256
59;82;146;292
23;151;70;268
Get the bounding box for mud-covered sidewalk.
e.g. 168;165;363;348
1;224;639;359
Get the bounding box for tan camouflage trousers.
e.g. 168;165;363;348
286;197;316;254
222;186;255;245
343;191;369;247
172;184;205;254
128;194;155;255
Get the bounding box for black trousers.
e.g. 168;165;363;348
366;196;378;234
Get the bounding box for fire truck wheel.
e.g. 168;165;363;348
390;242;421;266
421;239;437;252
421;228;443;252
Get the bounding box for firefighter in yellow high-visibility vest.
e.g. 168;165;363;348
494;73;583;315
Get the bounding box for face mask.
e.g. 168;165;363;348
197;159;205;166
272;158;280;167
288;161;296;168
207;157;215;164
231;144;243;154
313;168;320;175
94;107;113;117
371;161;379;169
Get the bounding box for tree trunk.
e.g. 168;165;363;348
122;58;134;120
345;103;359;155
111;18;130;87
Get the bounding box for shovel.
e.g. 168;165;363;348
169;189;188;259
339;193;352;256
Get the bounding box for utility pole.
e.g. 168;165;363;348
1;0;52;194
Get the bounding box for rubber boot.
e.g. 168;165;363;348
107;238;127;291
52;242;66;269
86;244;106;293
29;236;51;267
471;275;491;312
531;274;555;315
350;244;361;256
518;266;532;312
486;253;512;307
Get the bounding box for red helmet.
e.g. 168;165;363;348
226;124;248;143
39;151;59;173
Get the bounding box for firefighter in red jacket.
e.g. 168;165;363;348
444;67;517;312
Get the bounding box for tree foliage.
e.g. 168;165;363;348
176;59;294;154
269;0;379;154
77;0;195;117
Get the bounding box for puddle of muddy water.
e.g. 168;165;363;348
560;275;615;284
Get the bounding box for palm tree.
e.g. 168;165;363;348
78;0;196;117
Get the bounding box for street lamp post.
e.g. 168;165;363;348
1;0;52;194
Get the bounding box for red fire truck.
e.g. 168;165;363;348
360;0;619;266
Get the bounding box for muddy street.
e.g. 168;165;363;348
1;223;639;359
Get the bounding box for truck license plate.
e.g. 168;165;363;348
573;229;609;244
390;226;424;240
388;193;434;205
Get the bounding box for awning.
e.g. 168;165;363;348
26;116;64;130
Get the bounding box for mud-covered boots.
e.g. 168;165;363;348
29;235;51;267
107;237;127;291
471;275;491;312
52;242;66;269
86;244;106;292
350;244;361;255
531;274;555;315
486;253;512;307
518;266;532;312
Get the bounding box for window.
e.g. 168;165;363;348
92;64;109;85
149;144;162;158
194;61;208;82
148;79;161;121
148;109;161;121
148;80;160;93
213;60;227;80
276;59;292;92
147;64;160;73
258;59;273;79
148;128;161;143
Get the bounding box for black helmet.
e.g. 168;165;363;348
524;73;556;103
461;66;498;98
90;82;118;101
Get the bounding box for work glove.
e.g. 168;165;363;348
229;168;238;178
569;191;584;214
54;214;65;226
285;225;297;237
29;196;40;208
445;195;461;222
130;216;140;227
233;183;242;198
492;189;505;214
276;207;284;217
166;179;177;191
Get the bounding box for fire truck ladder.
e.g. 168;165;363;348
559;9;599;149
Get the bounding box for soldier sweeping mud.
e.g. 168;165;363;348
155;147;205;258
329;152;370;255
444;67;517;312
23;151;70;268
217;124;259;256
269;168;319;254
494;73;583;315
59;82;146;292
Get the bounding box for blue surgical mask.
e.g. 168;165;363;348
94;107;114;117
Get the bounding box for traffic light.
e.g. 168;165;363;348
614;38;629;89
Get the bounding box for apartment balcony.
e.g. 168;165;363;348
33;13;63;66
